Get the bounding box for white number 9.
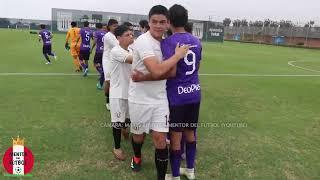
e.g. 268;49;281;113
184;50;196;75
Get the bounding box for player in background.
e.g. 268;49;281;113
65;22;81;72
91;23;106;90
161;5;202;180
38;24;56;64
109;25;134;161
76;21;93;76
139;19;149;34
128;5;189;180
102;19;119;110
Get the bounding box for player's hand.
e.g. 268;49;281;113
175;43;189;59
131;69;145;82
65;43;70;50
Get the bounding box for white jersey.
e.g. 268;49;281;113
128;31;167;105
109;45;132;99
102;32;118;61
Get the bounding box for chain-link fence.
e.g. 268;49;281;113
224;26;320;48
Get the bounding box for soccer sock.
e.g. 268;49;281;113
73;57;80;70
170;149;181;177
131;137;143;158
155;148;168;180
186;141;196;169
43;53;50;62
105;92;109;104
80;60;88;69
48;52;55;57
112;122;124;149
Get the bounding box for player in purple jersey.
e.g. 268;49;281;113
162;5;202;179
38;24;56;64
91;23;106;90
76;21;93;76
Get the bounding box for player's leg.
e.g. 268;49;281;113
79;50;88;71
47;45;57;60
102;59;111;110
110;98;127;160
94;53;104;89
42;46;51;64
167;105;185;178
71;47;81;72
180;103;200;180
129;102;152;172
151;104;170;180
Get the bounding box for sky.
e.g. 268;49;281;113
1;0;319;25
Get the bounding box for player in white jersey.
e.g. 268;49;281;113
109;25;134;161
102;19;119;110
128;5;189;180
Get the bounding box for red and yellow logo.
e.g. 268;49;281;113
2;136;34;176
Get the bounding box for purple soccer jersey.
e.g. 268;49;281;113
39;30;52;46
94;30;106;54
80;27;93;51
161;33;202;106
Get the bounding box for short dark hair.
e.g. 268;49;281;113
40;24;45;29
71;22;77;27
107;19;118;27
139;20;148;28
148;5;169;19
83;21;89;27
169;4;188;27
184;22;193;33
114;25;130;37
122;22;133;27
96;23;103;29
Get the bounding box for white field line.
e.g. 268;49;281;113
0;72;320;77
288;60;320;73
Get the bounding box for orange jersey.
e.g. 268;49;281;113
66;27;80;46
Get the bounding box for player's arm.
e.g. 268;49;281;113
132;65;175;82
143;44;188;79
111;48;133;64
75;36;80;48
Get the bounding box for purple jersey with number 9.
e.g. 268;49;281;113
80;27;93;51
161;33;202;106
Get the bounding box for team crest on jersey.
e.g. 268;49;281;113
2;136;34;177
115;112;121;118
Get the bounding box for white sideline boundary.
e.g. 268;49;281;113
0;72;320;77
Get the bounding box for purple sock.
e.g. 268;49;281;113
186;141;196;169
170;150;181;177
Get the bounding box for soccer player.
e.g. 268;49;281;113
102;19;118;110
65;22;81;72
109;25;134;160
139;19;149;33
38;24;56;64
76;21;93;76
162;5;202;180
128;5;189;180
91;23;106;90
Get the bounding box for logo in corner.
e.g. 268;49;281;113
2;136;34;177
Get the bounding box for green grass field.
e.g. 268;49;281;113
0;29;319;179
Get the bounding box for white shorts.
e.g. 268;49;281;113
129;102;169;134
102;59;111;81
110;98;129;123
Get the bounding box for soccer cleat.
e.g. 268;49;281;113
165;174;180;180
83;68;89;77
45;62;51;65
96;82;103;90
112;148;126;161
106;103;110;111
130;156;141;172
180;168;195;180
